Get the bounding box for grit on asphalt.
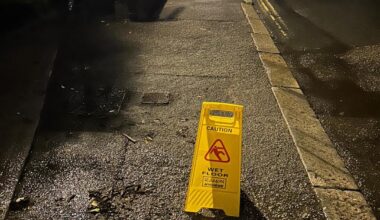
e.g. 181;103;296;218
7;0;325;219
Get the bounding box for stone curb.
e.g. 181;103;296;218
251;33;280;54
241;2;376;219
259;53;299;88
272;87;358;190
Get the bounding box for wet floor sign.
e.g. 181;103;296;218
185;102;243;217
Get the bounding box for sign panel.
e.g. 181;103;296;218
184;102;243;217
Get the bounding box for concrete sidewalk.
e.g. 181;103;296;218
6;0;325;219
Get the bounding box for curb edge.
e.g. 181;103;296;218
241;2;376;219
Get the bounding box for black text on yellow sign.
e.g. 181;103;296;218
184;102;243;217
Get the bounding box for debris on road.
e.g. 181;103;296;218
122;133;137;143
86;184;152;217
87;189;112;215
9;197;30;211
90;199;99;209
180;118;189;122
141;92;170;104
88;208;101;214
66;194;76;203
146;131;156;141
122;184;147;195
88;207;100;214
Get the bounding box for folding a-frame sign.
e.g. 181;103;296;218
185;102;243;217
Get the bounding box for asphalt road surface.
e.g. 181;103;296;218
254;0;380;217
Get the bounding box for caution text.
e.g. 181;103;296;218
207;126;233;133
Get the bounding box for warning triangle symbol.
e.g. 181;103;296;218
204;139;230;163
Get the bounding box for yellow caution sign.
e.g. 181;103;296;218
185;102;243;217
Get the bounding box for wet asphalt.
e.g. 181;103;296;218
3;0;328;219
254;0;380;217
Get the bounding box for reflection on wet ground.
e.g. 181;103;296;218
256;0;380;217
